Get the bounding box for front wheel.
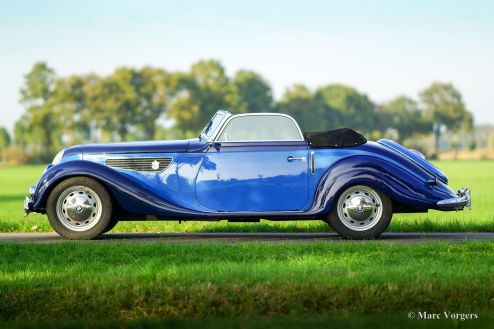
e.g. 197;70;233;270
46;177;113;240
325;185;392;239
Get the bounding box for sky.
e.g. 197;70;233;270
1;0;493;132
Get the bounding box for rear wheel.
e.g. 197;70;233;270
326;185;392;239
46;177;113;239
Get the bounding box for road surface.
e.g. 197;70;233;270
0;232;492;243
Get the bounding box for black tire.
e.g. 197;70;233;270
325;185;392;239
46;176;113;240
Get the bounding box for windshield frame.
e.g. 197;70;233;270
213;113;304;142
199;110;231;141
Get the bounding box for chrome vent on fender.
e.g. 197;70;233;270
105;157;172;172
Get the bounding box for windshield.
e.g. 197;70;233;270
200;111;227;140
217;115;303;141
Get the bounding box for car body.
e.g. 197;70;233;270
24;110;471;239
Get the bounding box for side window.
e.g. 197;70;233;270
217;115;302;141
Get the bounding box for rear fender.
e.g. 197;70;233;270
309;155;456;214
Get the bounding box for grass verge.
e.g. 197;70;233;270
1;241;493;320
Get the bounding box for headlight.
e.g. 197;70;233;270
52;149;65;165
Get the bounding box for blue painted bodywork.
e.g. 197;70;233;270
196;141;309;211
63;140;190;157
378;139;448;183
29;129;459;220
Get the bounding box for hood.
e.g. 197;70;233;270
64;139;191;157
377;139;448;184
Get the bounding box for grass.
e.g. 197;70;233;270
4;315;494;329
1;241;494;321
0;161;493;233
2;315;494;329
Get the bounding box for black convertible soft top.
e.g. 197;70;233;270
303;128;367;148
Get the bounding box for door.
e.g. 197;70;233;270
195;141;309;211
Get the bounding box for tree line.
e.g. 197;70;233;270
0;60;473;163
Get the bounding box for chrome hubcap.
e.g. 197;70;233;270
56;186;102;231
337;185;383;231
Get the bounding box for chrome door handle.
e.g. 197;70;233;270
287;156;307;163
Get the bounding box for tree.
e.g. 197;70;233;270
87;68;140;141
189;59;239;130
133;67;170;140
316;84;377;134
50;75;91;145
0;127;10;148
13;113;30;149
20;62;55;106
167;60;238;136
278;84;326;132
18;62;59;161
419;82;473;155
379;96;431;143
166;72;201;137
233;70;274;113
0;127;10;161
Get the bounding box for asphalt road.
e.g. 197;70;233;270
0;232;493;243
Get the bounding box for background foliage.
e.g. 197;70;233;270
0;61;474;163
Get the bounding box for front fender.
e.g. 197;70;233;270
32;160;201;216
309;155;456;215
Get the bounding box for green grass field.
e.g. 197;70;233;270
1;242;494;323
0;161;493;233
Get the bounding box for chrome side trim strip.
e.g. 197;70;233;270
310;151;315;175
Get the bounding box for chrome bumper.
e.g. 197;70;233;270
24;185;36;216
436;188;471;211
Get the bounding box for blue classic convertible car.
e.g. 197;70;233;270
24;110;471;239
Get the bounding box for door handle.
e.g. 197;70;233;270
287;156;307;163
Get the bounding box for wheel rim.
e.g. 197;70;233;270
56;185;103;232
337;185;383;231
